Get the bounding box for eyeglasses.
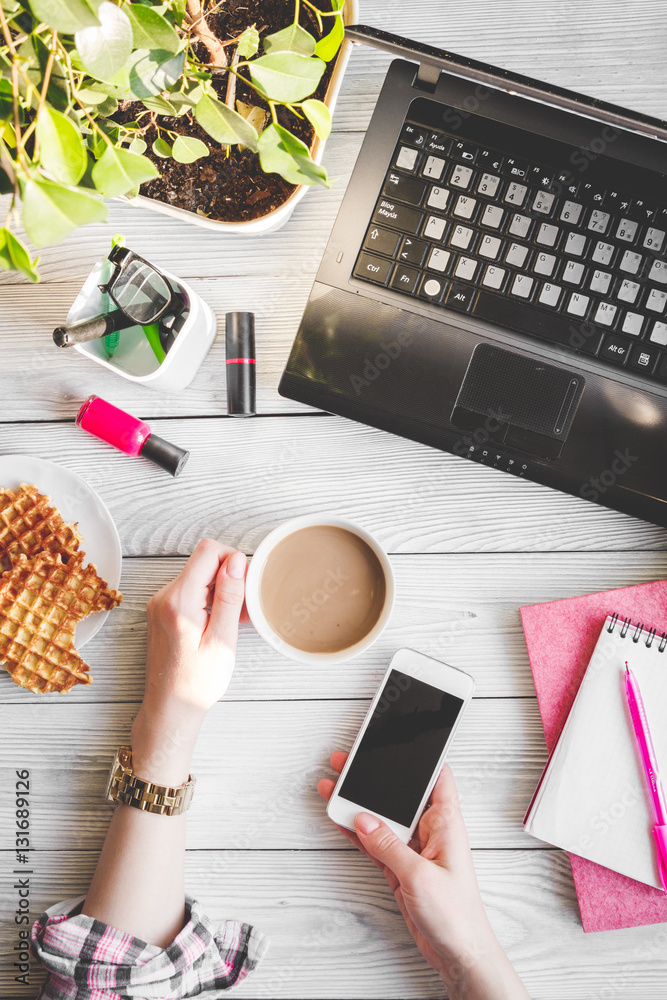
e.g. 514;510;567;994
98;246;184;326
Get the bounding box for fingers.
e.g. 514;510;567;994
418;763;472;867
354;813;422;884
203;551;247;648
330;750;348;774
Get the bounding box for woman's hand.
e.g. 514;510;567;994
132;539;247;785
318;755;529;1000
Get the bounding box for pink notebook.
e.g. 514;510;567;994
520;578;667;933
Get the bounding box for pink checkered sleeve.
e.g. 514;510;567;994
31;894;268;999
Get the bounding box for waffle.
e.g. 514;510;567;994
0;551;122;694
0;483;82;571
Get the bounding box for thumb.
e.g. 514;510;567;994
205;550;247;646
354;813;421;880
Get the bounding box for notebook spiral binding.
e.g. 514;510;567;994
607;612;667;651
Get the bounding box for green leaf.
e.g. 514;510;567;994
171;134;208;163
28;0;98;33
301;98;331;140
0;79;12;124
152;136;172;158
36;106;87;185
127;48;184;99
127;4;180;55
263;23;315;57
141;95;178;116
92;144;159;197
128;136;147;155
237;25;260;59
0;227;39;282
257;123;329;187
249;52;325;103
75;86;110;105
96;95;119;117
0;166;12;195
75;1;133;83
314;0;344;62
194;94;258;150
169;0;187;26
22;178;107;248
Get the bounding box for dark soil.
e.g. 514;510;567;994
114;0;336;223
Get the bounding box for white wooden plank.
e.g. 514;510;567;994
2;849;667;999
1;416;665;554
0;698;546;851
2;551;665;706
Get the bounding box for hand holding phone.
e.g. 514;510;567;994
318;650;530;999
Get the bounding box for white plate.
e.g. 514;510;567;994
0;455;122;647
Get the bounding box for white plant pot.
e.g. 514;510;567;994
126;0;359;235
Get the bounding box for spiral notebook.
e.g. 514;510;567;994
521;579;667;932
524;613;667;889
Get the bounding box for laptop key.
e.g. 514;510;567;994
534;253;556;277
620;250;643;274
505;243;529;268
616;218;638;242
600;334;631;365
389;263;420;294
649;260;667;284
593;302;618;327
398;237;428;266
482;265;506;290
423;215;447;241
566;292;590;317
562;260;585;285
588;210;610;235
426;247;451;273
477;149;504;173
481;205;504;229
538;282;562;307
504;182;527;207
616;278;640;303
590;269;612;294
400;123;427;147
453;195;477;220
422;155;445;180
591;241;614;265
363;226;400;257
394;146;420;173
353;252;393;285
372;199;423;234
650;321;667;345
560;200;583;225
382;172;426;205
536;224;560;247
450;164;473;189
426;133;452;156
472;289;601;354
503;157;530;181
533;191;555;215
644;228;666;252
426;186;450;211
477;173;501;198
628;343;660;373
445;283;476;311
509;213;532;238
564;232;586;256
621;312;644;336
454;256;479;281
419;274;448;302
451;141;478;163
647;289;667;313
479;235;502;259
450;225;474;250
510;274;534;298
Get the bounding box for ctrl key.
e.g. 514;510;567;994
353;252;392;285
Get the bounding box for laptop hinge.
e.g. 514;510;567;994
417;62;440;92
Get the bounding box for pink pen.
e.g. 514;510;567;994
625;661;667;892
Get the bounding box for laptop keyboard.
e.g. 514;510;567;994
354;113;667;382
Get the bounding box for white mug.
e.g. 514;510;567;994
245;514;395;665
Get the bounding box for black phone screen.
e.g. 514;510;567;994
339;669;465;827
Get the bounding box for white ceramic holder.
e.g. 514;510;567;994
66;257;217;392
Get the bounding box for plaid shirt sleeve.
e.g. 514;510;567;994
31;894;269;999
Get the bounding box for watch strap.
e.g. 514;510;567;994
107;746;196;816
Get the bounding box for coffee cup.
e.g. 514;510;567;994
245;515;395;665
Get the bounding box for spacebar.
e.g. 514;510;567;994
471;290;598;354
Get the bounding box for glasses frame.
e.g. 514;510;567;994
98;246;184;326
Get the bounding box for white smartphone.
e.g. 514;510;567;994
327;648;474;842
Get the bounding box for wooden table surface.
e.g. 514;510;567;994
2;1;667;997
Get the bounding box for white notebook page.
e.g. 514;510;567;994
525;615;667;889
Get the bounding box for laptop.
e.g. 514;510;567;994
279;26;667;527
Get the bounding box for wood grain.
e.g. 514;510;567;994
1;417;665;556
1;551;666;706
0;698;547;851
2;849;667;1000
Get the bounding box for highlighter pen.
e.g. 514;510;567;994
624;661;667;891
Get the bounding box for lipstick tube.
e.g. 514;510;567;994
76;395;189;477
226;312;256;416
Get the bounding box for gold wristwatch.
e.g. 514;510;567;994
105;746;196;816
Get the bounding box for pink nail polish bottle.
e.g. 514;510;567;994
76;395;189;477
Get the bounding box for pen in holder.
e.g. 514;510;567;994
60;247;217;392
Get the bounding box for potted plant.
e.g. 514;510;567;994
0;0;357;282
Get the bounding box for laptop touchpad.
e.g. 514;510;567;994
451;343;584;460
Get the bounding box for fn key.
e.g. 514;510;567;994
353;252;392;285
